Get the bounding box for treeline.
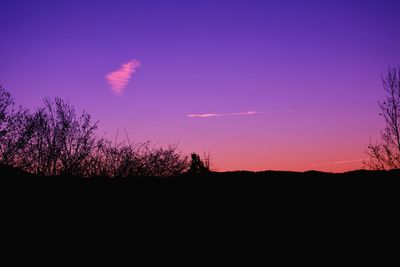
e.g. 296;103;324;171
0;86;209;177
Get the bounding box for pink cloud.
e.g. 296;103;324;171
106;59;141;95
187;111;263;118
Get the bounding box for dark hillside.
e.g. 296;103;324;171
1;165;398;201
1;165;398;246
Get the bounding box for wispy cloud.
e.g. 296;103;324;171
106;59;141;95
186;109;292;118
332;159;365;164
311;159;365;167
187;111;263;118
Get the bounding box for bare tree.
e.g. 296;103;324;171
1;86;198;178
366;66;400;170
83;138;116;177
0;85;18;164
22;98;98;176
0;86;35;166
141;144;189;177
84;138;142;177
21;107;57;175
83;138;189;178
0;86;13;132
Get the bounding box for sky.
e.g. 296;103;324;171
1;0;400;172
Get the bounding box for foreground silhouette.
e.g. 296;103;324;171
366;66;400;170
0;86;200;177
3;162;397;264
1;164;398;200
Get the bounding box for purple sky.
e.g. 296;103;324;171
1;0;400;172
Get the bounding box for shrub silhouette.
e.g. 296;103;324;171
85;140;188;178
0;86;190;178
188;153;210;175
18;98;98;176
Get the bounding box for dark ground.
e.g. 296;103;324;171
2;164;398;233
1;164;398;262
1;164;398;202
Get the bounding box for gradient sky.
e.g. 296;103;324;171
1;0;400;172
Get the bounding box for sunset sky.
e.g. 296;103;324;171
1;0;400;172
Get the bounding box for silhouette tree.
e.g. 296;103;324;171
366;66;400;170
84;138;143;177
0;86;196;178
0;86;12;130
85;141;189;178
188;153;210;175
142;144;189;177
22;98;98;176
0;86;35;166
0;86;16;164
